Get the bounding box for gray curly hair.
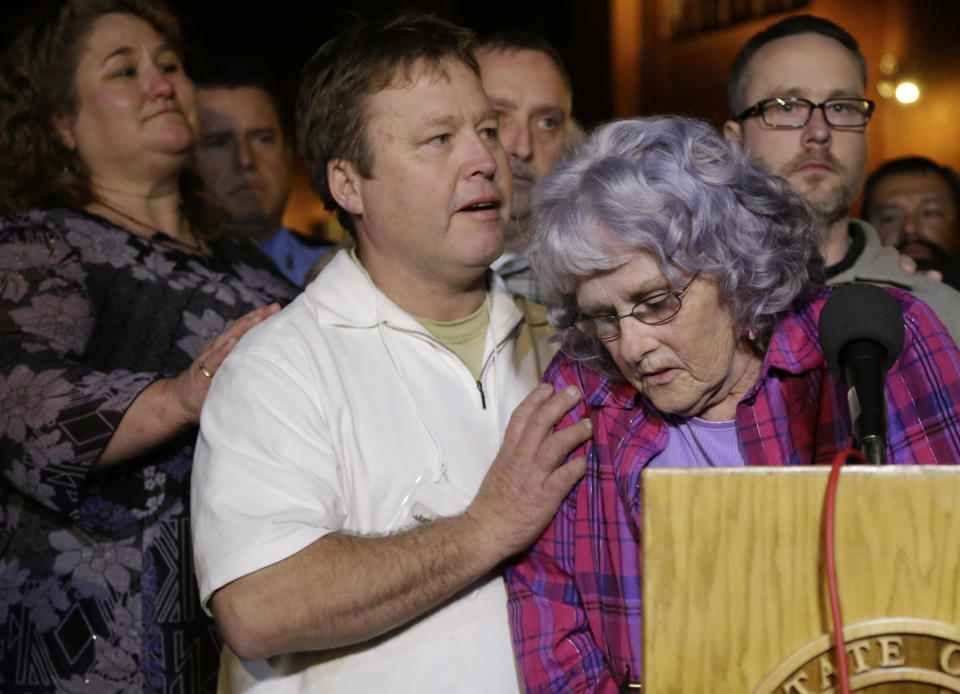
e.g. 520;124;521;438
533;115;825;379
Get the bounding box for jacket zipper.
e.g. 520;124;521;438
382;314;524;410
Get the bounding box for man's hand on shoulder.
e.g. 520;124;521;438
208;384;592;660
883;245;944;282
466;383;591;561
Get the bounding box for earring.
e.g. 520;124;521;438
743;326;758;341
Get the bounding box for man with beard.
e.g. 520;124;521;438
723;14;960;342
863;156;960;289
476;31;573;303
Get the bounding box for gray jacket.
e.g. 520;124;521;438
828;219;960;345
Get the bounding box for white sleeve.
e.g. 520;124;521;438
191;344;345;610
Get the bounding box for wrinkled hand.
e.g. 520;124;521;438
883;245;943;281
466;383;592;560
170;303;281;425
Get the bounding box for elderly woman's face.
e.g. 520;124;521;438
54;12;197;178
575;250;762;421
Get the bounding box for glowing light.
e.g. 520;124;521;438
895;82;920;103
879;54;899;75
876;80;895;99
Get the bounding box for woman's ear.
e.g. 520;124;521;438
51;112;76;151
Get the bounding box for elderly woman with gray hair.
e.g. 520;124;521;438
506;116;960;693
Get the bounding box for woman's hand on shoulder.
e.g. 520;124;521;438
93;303;282;469
170;303;282;424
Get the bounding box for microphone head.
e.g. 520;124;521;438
818;283;905;381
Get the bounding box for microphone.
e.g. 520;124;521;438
818;283;905;465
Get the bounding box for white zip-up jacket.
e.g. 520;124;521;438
192;249;554;693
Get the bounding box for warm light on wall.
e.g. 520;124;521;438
876;54;921;105
895;81;920;103
879;54;899;76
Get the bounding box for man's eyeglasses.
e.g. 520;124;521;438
735;97;876;129
574;272;699;342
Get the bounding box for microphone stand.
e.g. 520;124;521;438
841;338;888;465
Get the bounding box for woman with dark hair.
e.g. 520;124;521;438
0;1;295;690
506;116;960;692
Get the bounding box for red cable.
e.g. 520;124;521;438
824;449;866;694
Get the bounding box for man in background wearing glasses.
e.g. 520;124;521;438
723;14;960;343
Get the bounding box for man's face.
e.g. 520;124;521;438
476;47;571;222
349;59;510;285
195;86;292;239
868;171;960;261
724;33;868;226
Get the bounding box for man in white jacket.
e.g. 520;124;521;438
190;13;592;694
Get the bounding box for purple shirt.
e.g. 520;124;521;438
654;415;743;468
507;287;960;694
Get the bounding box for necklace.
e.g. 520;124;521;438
93;199;204;253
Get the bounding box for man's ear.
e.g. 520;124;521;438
327;158;364;216
51;111;76;151
722;119;743;142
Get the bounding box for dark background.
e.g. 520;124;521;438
171;1;608;128
2;0;611;129
168;1;610;128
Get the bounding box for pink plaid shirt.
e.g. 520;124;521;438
507;287;960;693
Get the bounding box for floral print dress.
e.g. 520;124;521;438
0;208;296;693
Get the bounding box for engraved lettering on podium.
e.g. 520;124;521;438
750;619;960;693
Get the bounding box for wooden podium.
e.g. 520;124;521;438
641;466;960;693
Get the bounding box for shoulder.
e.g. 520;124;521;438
1;207;82;237
0;208;122;272
763;285;951;375
889;274;960;346
849;222;958;301
543;350;636;410
235;292;315;355
762;291;830;374
0;207;138;252
883;286;959;351
512;295;552;336
209;236;298;299
810;284;959;367
543;351;589;390
835;221;960;342
798;283;950;338
512;295;549;326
